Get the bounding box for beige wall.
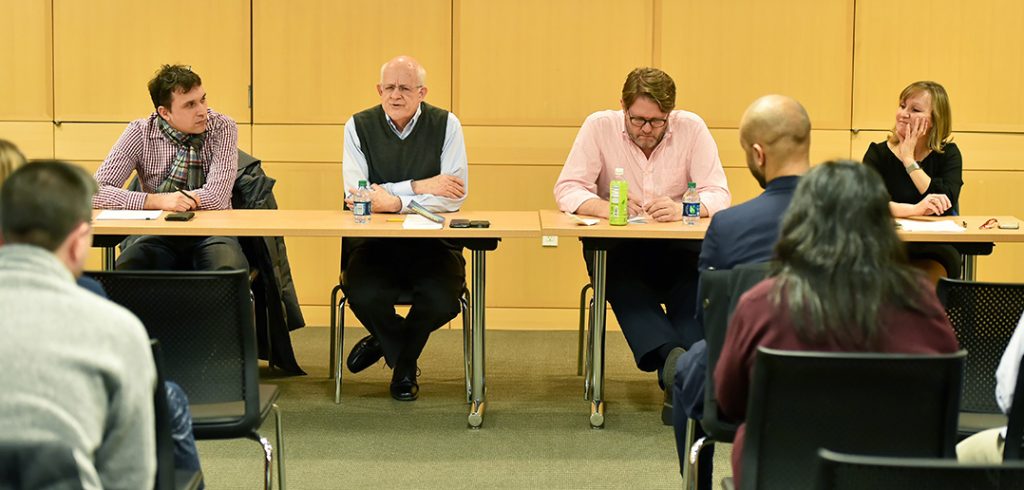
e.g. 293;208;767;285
3;0;1023;329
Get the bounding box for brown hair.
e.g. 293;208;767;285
888;81;952;153
621;67;676;113
148;64;202;111
0;139;27;183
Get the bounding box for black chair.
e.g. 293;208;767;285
814;448;1024;490
1003;351;1024;460
936;278;1024;435
327;241;472;405
88;270;284;490
735;347;965;490
0;441;83;490
684;262;770;489
151;340;203;490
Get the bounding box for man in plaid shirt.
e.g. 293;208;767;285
92;64;247;271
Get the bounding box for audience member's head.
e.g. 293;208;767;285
0;139;27;183
620;67;676;154
377;55;428;127
1;160;97;275
888;80;952;153
771;160;923;348
739;95;811;188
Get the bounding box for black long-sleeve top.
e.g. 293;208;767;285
862;141;963;215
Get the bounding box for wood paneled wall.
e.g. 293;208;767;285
3;0;1023;329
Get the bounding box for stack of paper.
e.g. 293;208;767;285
402;214;443;230
895;219;964;233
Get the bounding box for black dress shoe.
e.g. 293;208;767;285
346;335;383;374
390;362;419;401
389;375;419;401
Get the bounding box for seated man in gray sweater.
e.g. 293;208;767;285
0;161;156;489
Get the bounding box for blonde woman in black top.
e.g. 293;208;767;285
863;81;963;279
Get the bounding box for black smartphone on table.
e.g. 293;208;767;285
450;219;471;228
165;211;195;221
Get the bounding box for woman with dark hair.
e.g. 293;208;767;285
714;161;959;487
862;80;963;279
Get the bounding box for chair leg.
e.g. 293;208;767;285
328;284;342;377
689;435;715;490
577;284;592;376
255;435;273;490
584;297;595;400
682;418;698;489
335;297;346;405
461;291;473;403
273;403;285;490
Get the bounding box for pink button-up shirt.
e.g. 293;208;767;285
554;109;730;216
92;109;238;210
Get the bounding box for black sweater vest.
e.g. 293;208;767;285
352;102;448;184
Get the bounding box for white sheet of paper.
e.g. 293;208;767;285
95;210;163;220
402;214;443;230
564;212;598;226
895;218;965;233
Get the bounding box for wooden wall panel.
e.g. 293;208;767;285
259;162;343;211
660;0;855;129
854;0;1024;132
852;131;1024;172
53;0;251;123
455;0;654;126
252;125;344;163
253;0;452;124
0;122;53;159
463;126;578;166
0;0;52;120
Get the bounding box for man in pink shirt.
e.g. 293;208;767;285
93;65;246;272
553;67;730;412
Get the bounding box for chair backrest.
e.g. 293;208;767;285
741;347;965;490
87;270;259;436
699;262;771;440
815;448;1024;490
1005;351;1024;460
936;278;1024;413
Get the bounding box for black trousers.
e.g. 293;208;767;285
344;238;466;368
116;235;249;272
584;239;702;372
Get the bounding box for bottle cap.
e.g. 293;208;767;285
358;180;368;187
688;181;696;188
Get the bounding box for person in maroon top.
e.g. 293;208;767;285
714;160;959;487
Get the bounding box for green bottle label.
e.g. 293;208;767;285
609;179;628;226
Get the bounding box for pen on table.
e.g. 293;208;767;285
963;220;968;229
386;218;404;222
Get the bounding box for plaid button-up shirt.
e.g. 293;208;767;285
92;109;238;210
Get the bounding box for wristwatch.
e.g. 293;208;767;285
905;162;922;174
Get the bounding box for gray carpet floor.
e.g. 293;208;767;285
196;327;732;489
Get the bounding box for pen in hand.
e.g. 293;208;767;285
175;186;198;209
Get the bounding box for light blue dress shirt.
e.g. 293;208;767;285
343;103;469;213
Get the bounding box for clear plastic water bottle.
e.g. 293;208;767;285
683;181;700;226
609;167;628;226
353;180;371;224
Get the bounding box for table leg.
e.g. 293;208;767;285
961;253;977;281
468;249;487;428
589;249;608;429
102;247;116;271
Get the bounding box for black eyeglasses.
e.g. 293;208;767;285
627;112;668;129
